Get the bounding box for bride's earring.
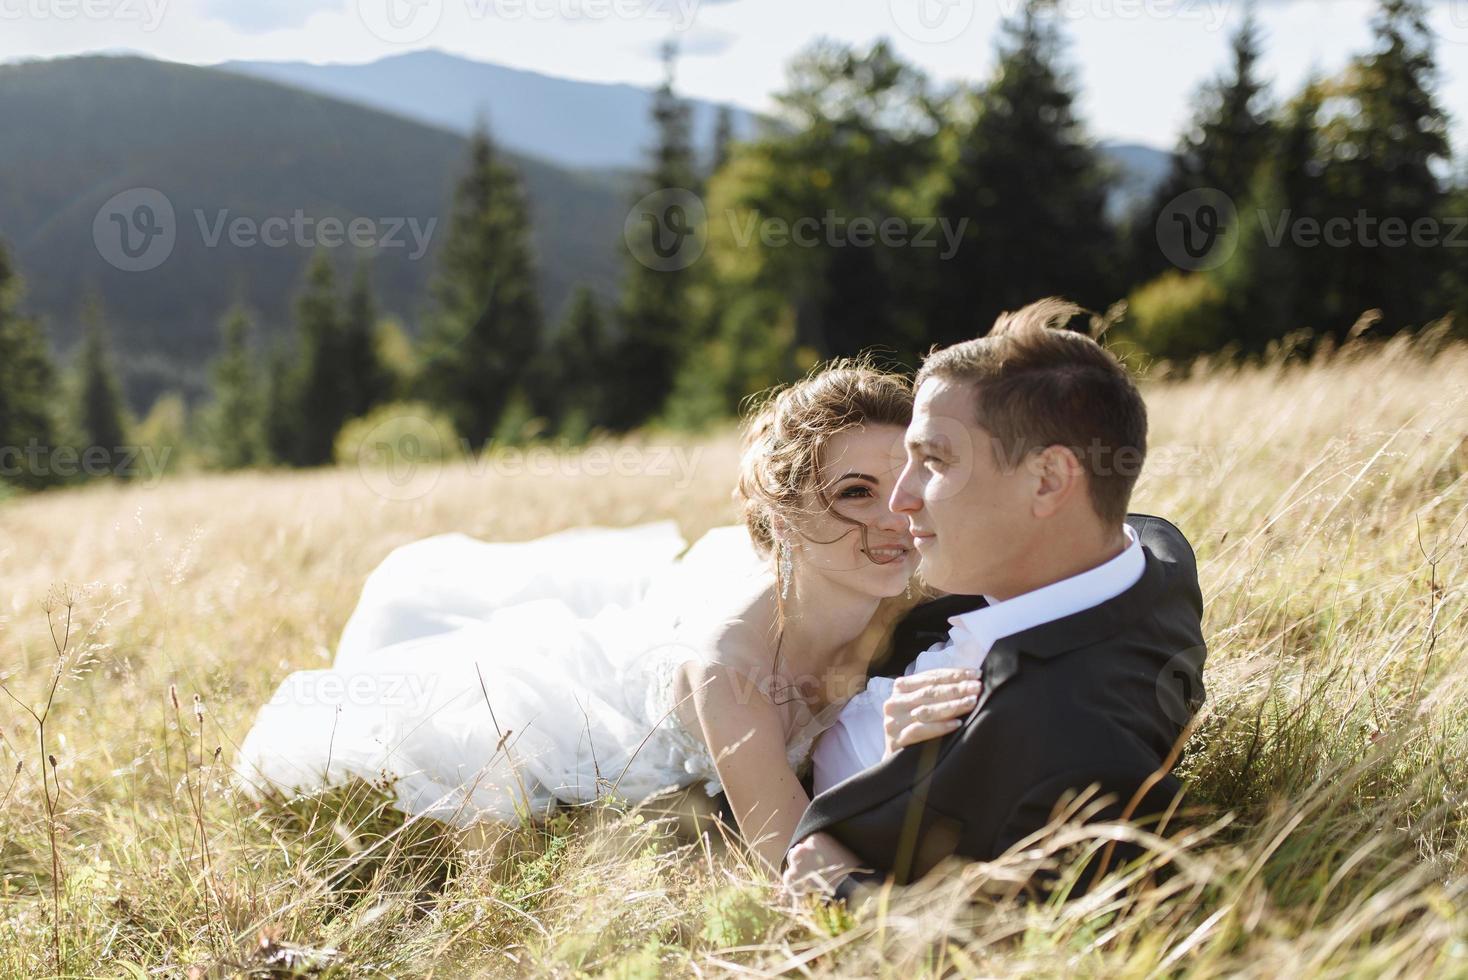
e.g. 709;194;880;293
905;577;913;600
779;540;793;600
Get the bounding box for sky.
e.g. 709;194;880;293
0;0;1464;153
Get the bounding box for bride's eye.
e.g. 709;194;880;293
838;485;873;499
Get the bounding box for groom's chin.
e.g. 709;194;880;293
913;552;948;590
916;551;964;596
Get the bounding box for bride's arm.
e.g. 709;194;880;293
680;659;811;877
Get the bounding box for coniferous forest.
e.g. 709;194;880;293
0;0;1463;493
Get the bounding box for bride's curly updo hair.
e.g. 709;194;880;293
735;358;915;703
736;356;913;560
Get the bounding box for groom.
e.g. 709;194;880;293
783;297;1207;896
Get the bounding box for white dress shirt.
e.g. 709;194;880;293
811;523;1146;795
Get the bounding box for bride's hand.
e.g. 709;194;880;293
882;668;982;754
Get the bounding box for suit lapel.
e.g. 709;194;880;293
798;634;1026;837
869;593;986;679
796;544;1171;841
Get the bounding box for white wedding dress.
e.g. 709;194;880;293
235;521;839;826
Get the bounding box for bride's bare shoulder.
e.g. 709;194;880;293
670;588;778;697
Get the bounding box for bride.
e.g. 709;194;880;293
236;361;916;874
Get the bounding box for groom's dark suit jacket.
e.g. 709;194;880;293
788;513;1207;894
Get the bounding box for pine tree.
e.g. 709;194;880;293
1441;182;1468;326
263;338;299;466
670;37;937;406
1196;10;1273;197
0;240;60;491
1321;0;1450;332
605;41;700;431
521;286;614;437
767;39;939;362
293;252;352;466
205;306;267;469
557;286;613;431
928;2;1116;347
420;123;543;450
342;262;392;422
1210;79;1330;350
72;301;130;480
711;105;736;175
1127;9;1274;287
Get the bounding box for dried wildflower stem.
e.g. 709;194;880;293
0;760;21;813
0;590;76;977
171;686;229;952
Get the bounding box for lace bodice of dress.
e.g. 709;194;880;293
641;649;847;797
629;524;848;797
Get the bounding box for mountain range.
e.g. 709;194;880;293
0;54;632;411
0;51;1172;414
219;49;761;171
218;50;1170;214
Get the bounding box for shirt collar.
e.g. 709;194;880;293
946;523;1145;650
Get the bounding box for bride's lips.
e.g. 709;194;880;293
866;545;911;562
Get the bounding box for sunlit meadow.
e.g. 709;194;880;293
1;326;1466;977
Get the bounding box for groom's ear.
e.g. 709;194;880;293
1030;445;1086;518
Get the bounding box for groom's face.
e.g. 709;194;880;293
891;377;1037;597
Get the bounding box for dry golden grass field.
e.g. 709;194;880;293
2;330;1467;977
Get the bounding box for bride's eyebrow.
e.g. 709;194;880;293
835;472;878;483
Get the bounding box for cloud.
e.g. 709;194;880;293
199;0;346;33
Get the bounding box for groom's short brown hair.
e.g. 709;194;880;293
915;297;1147;526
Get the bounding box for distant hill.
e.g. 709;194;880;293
1100;142;1174;219
219;51;1170;208
0;55;631;412
220;50;762;171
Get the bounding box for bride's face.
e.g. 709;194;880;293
787;423;915;598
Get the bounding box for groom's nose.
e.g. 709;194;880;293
890;462;922;515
